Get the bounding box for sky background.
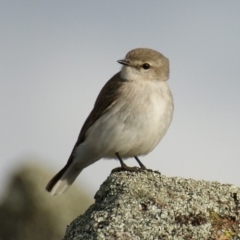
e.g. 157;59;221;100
1;1;240;198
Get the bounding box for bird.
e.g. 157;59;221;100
46;48;174;195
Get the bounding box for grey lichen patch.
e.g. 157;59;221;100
64;171;240;240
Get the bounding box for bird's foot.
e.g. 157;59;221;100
111;165;142;173
113;153;161;174
111;165;161;175
111;166;161;175
145;169;161;175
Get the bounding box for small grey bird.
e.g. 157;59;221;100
46;48;174;195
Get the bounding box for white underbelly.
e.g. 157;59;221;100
85;80;173;159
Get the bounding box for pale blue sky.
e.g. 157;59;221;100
1;1;240;197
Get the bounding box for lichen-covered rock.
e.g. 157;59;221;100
64;170;240;240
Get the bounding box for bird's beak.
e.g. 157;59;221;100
117;59;131;66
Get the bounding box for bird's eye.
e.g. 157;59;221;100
142;63;150;70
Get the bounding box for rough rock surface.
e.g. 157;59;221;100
64;170;240;240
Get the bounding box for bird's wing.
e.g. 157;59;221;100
46;72;126;192
69;71;126;160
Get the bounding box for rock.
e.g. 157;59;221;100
64;170;240;240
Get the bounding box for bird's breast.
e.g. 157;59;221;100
86;80;174;158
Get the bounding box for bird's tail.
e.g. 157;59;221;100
46;161;82;196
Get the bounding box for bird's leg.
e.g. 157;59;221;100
134;156;147;169
115;152;128;168
111;152;141;173
135;156;161;175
